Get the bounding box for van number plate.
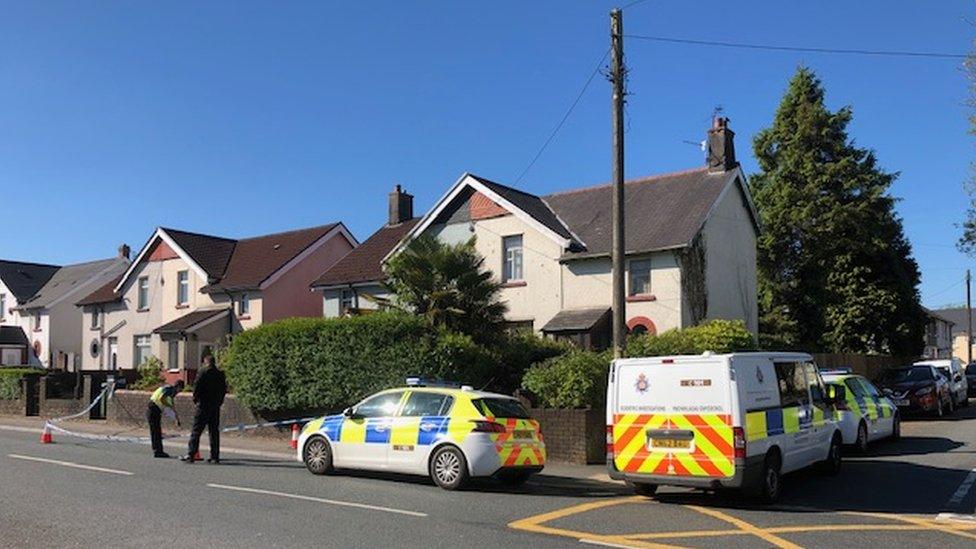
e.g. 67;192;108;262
512;430;534;440
650;438;690;449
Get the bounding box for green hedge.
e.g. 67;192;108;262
0;368;43;400
521;350;611;409
627;319;756;357
223;313;495;412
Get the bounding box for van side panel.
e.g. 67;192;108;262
612;357;735;478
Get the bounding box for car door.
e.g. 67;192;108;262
389;391;454;474
773;361;813;472
857;378;891;439
802;363;832;461
334;391;405;469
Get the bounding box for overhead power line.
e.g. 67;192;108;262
624;34;968;60
514;47;611;184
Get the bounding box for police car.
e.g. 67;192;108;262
607;352;845;502
821;369;899;453
297;379;545;490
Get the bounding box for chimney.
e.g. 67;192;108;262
388;184;413;225
706;117;737;172
118;244;131;260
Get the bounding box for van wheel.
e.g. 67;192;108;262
855;421;869;453
820;433;842;475
632;483;658;497
753;452;781;503
430;446;469;490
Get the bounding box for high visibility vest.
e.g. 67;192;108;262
150;386;175;410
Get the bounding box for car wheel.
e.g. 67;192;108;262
632;482;658;497
753;451;782;503
303;436;333;475
430;445;469;490
821;433;842;475
891;415;901;441
855;421;869;454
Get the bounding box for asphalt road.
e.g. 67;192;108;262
1;407;975;549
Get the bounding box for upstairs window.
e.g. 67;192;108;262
90;310;100;330
33;312;41;331
238;293;250;316
0;293;5;321
629;259;652;296
137;277;150;310
176;270;189;305
502;235;523;282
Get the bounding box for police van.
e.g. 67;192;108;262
607;352;844;502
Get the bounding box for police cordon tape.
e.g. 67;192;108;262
40;382;317;446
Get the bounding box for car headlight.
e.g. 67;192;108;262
915;386;934;396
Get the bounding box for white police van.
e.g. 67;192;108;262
607;352;845;502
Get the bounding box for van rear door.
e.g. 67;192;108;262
611;357;735;479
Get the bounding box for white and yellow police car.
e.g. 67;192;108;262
297;379;545;490
821;369;899;452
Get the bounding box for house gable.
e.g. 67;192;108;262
114;228;214;293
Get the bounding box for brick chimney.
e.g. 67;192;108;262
118;244;131;260
388;185;413;225
706;117;737;172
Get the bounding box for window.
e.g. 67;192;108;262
773;362;809;407
33;312;41;331
859;378;882;398
354;392;404;418
339;290;354;313
177;270;189;305
400;392;453;417
473;398;531;419
0;293;5;320
167;341;180;371
629;259;652;296
502;235;523;282
90;310;100;330
801;362;826;403
137;277;149;310
108;337;118;369
134;335;152;367
238;293;250;316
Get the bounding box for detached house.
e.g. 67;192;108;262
1;252;128;368
315;118;758;349
76;223;356;382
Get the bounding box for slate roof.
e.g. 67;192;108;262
933;307;969;334
153;308;229;335
540;307;611;332
75;275;124;307
312;219;419;288
0;260;60;304
469;175;578;244
202;223;340;292
161;228;237;282
16;257;128;310
0;325;29;346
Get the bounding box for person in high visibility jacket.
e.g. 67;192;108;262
147;380;184;458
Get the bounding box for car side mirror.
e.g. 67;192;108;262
826;384;846;403
343;407;355;418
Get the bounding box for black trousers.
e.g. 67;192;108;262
146;404;164;455
188;405;220;460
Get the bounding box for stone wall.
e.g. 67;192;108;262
529;408;604;464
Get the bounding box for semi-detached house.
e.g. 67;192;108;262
314;118;759;349
76;223;356;383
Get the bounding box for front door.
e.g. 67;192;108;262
332;391;404;469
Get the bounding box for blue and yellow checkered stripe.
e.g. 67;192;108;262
746;405;827;442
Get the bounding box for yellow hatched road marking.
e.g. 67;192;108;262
683;505;802;549
844;512;976;541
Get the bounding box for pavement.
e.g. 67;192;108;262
0;407;974;548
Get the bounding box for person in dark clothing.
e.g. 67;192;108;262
147;381;184;458
181;355;227;464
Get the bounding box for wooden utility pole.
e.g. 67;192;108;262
610;8;626;358
968;269;972;365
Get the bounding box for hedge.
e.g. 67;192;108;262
223;313;496;413
627;319;756;357
0;368;44;401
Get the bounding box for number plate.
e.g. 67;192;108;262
650;438;690;450
512;430;535;440
894;399;909;406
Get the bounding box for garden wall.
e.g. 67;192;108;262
529;408;604;464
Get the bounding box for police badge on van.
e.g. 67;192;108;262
635;373;649;393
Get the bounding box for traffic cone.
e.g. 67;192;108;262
290;423;300;450
40;423;53;444
194;450;202;461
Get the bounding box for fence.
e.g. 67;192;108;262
812;353;915;380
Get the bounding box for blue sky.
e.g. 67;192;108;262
1;1;972;308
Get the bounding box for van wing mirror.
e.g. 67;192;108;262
826;384;846;403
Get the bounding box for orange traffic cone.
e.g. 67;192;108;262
194;450;202;461
290;424;300;450
40;423;53;444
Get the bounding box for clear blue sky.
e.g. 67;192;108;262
1;1;972;308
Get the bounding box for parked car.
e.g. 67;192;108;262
821;369;899;452
967;363;976;398
606;352;844;503
914;359;969;408
297;379;545;490
877;365;953;417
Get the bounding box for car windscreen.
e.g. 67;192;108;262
882;367;933;383
474;398;530;419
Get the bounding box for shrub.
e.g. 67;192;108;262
521;350;611;409
0;368;43;400
223;312;496;413
130;356;164;391
486;331;571;393
627;319;755;357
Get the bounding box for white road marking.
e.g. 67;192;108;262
0;425;44;434
947;468;976;508
207;483;428;517
579;539;639;548
936;512;976;524
8;454;133;476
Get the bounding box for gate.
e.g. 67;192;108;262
24;377;39;416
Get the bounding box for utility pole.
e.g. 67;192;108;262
968;269;972;365
610;8;626;358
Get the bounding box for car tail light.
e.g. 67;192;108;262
606;425;614;458
470;420;506;433
732;427;746;459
